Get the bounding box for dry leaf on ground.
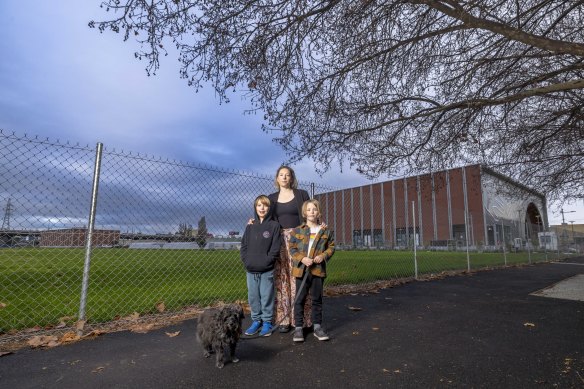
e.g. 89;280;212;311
165;331;180;337
75;320;86;331
60;332;81;343
155;302;166;313
27;335;59;348
123;312;140;321
82;329;105;339
0;351;13;357
348;306;363;311
523;322;535;327
23;326;42;333
0;302;7;309
130;323;155;333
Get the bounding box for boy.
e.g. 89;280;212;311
240;195;281;336
288;199;335;342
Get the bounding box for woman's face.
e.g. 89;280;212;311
277;168;292;189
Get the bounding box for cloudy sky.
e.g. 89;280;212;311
0;1;581;225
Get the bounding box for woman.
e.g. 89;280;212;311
268;165;313;333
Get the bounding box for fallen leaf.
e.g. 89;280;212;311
55;322;67;329
0;302;7;309
92;366;105;373
23;326;42;333
394;369;401;373
372;327;380;331
27;335;59;348
130;323;154;333
75;320;86;331
165;331;180;337
523;322;535;327
155;301;166;313
82;329;105;339
60;332;81;343
0;351;13;357
348;306;363;311
123;312;140;321
382;368;390;372
47;340;60;348
352;331;359;335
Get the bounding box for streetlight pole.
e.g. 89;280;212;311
560;208;576;224
560;209;575;249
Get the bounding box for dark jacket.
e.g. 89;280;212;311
240;205;281;273
268;188;310;228
288;223;335;278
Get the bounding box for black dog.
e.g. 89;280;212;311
196;304;245;368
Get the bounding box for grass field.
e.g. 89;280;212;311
0;247;562;332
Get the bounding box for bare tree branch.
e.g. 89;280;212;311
90;0;584;203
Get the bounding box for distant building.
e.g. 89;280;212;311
40;228;120;247
550;223;584;250
315;164;547;250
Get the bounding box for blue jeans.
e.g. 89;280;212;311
246;269;275;323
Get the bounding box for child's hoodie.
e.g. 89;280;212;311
240;204;281;273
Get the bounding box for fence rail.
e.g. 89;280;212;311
0;130;576;345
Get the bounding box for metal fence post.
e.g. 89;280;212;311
413;201;418;279
465;208;470;272
78;142;103;333
310;182;315;199
502;222;507;265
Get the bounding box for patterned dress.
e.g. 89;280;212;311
274;228;312;327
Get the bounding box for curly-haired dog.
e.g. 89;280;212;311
196;304;245;368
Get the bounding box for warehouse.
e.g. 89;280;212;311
315;165;547;251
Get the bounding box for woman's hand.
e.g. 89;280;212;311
320;221;328;228
313;254;324;264
247;218;254;225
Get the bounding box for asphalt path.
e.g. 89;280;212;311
1;257;583;388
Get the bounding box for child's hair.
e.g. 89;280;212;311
254;194;271;208
301;199;321;220
273;165;298;189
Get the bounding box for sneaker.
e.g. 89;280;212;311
244;320;262;335
293;328;304;342
313;327;329;341
259;322;273;337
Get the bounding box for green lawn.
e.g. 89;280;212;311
0;247;563;332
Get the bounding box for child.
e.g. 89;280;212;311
240;195;281;336
288;199;335;342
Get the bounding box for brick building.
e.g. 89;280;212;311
40;228;120;247
315;165;547;250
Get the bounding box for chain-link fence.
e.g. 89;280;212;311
0;130;574;345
